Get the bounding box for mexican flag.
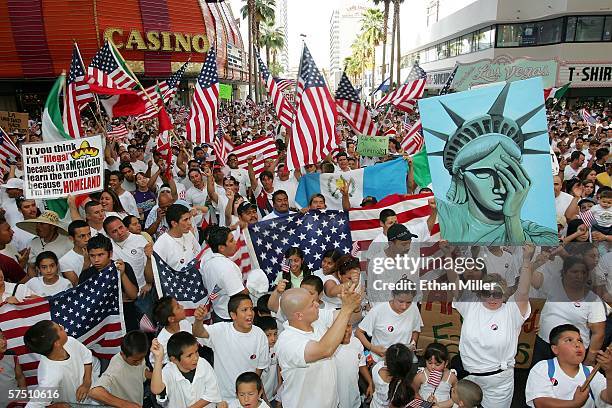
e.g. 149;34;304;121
544;83;570;101
42;74;71;143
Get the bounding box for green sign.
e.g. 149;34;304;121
219;83;232;100
453;56;558;91
357;135;389;157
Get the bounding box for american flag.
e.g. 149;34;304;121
288;45;337;171
0;127;21;175
335;71;378;136
186;48;219;146
257;53;294;130
175;106;189;123
276;78;296;93
580;108;597;125
246;210;353;287
107;123;129;139
281;257;291;273
402;118;424;155
351;241;360;257
0;263;125;386
438;66;457;96
213;128;234;165
231;136;278;175
579;209;597;228
231;228;252;276
63;43;94;138
427;369;444;388
152;252;208;321
407;399;433;408
136;84;162;120
376;64;427;113
87;41;137;91
159;61;189;103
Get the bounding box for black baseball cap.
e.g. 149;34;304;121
361;196;378;206
387;224;417;241
237;201;257;215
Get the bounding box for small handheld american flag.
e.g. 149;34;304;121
427;369;444;388
407;398;434;408
281;258;291;273
579;210;597;228
351;241;360;257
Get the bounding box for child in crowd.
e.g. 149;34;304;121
0;328;26;405
150;331;223;407
525;324;612;407
89;330;151;407
322;254;360;310
23;320;100;408
151;295;208;365
254;316;279;404
199;293;270;400
333;324;373;408
25;251;72;296
413;342;457;407
227;371;271;408
267;275;325;326
370;343;416;408
451;379;483;408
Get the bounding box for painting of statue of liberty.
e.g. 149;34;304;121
419;77;558;245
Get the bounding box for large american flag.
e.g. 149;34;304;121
87;41;137;91
257;53;295;130
276;78;296;93
152;252;208;321
0;127;21;176
186;48;219;146
288;45;337;171
376;64;427;113
0;263;125;386
245;210;353;287
213;128;234;165
402;118;424;155
63;43;94;138
231;136;278;175
335;71;378;136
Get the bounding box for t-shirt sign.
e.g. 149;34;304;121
356;135;389;157
22;135;104;199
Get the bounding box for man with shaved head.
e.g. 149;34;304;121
276;284;362;408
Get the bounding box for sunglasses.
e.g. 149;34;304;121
481;290;503;299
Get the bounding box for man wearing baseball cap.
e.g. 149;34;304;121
236;201;258;228
385;224;418;256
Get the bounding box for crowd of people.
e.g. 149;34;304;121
0;97;610;408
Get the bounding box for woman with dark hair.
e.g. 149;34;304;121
563;218;590;243
273;246;311;290
578;167;598;184
370;343;417;408
92;188;128;219
581;179;596;198
322;254;360;309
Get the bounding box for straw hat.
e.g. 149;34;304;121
16;210;68;236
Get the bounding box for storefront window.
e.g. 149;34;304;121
575;16;605;41
437;42;449;59
460;34;473;54
476;27;493;50
538;18;563;44
449;38;461;56
497;24;521;47
604;16;612;41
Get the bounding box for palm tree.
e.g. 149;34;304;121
372;0;391;86
350;35;369;85
260;20;285;69
360;8;384;102
393;0;404;86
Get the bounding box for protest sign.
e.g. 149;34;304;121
416;299;544;369
419;77;558;245
357;135;388;157
22;135;104;199
0;111;29;133
219;83;233;100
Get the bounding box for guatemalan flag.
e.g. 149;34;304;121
295;157;408;210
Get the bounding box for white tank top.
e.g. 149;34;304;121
418;368;455;404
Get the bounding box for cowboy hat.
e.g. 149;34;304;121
16;210;68;236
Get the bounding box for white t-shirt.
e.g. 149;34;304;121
200;253;245;319
227;399;271;408
25;276;72;297
185;185;208;227
333;335;366;408
273;177;299;208
130;160;148;174
479;247;518;286
212;192;230;227
59;249;85;278
202;322;270;400
370;361;389;408
453;298;530;372
358;301;423;363
112;233;149;289
1;282;34;303
27;235;72;264
538;272;606;347
157;358;222;407
591;204;612;228
276;309;339;408
25;336;101;408
563;164;581;180
261;345;278;401
555;191;574;218
593;252;612;296
153;231;201;271
150;319;193;366
526;358;609;408
322;275;342;309
118;190;139;217
229;167;251;197
11;228;35;252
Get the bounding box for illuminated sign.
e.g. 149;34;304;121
104;28;209;53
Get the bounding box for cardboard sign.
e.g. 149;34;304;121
22;135;104;199
416;299;544;369
0;111;29;133
357;135;389;157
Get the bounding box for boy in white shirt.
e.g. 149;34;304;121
227;371;271;408
151;331;223;407
151;296;208;365
60;220;91;286
24;320;100;408
199;293;270;400
254;316;279;402
525;324;612;408
334;324;373;408
25;251;72;297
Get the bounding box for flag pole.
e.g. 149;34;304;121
73;41;106;134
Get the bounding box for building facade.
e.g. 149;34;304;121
377;0;612;101
275;0;290;73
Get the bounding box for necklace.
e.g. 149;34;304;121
170;234;187;252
